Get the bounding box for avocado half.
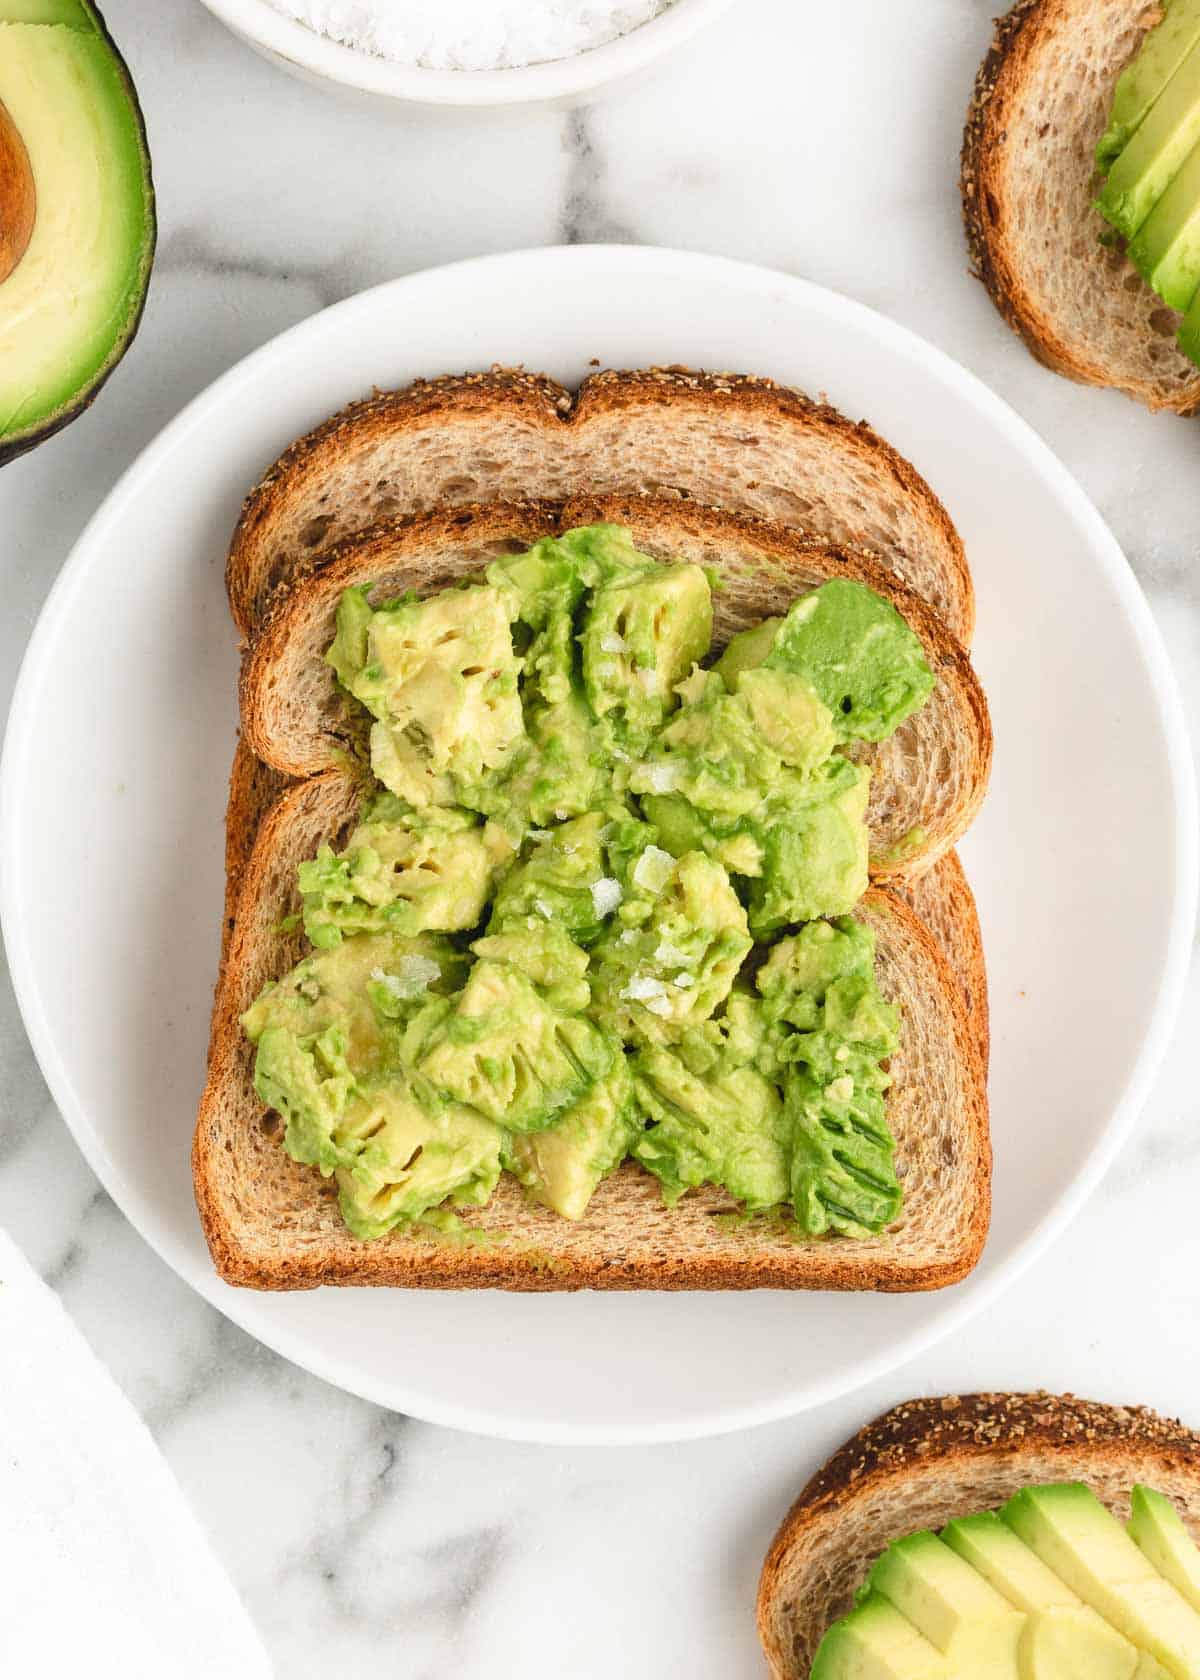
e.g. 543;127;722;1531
0;0;155;466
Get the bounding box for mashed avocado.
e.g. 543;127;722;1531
249;526;932;1237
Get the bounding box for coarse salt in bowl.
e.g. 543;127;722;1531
197;0;742;106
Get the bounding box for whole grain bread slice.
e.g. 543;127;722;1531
963;0;1200;412
238;497;991;885
757;1391;1200;1678
892;848;989;1072
226;367;974;642
194;768;990;1292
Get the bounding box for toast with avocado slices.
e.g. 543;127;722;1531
758;1392;1200;1678
226;367;974;643
237;498;990;887
196;767;988;1291
964;0;1200;411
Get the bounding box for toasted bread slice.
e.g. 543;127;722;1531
226;368;974;642
757;1391;1200;1678
963;0;1200;412
194;768;989;1292
238;497;990;885
892;849;989;1071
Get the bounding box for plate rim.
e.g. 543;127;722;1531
2;245;1196;1444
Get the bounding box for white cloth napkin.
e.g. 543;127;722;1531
0;1228;273;1678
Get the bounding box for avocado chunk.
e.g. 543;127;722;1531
241;929;464;1172
590;848;752;1043
762;579;934;744
329;583;525;808
738;666;840;771
943;1510;1141;1679
758;917;902;1237
713;616;782;688
632;1041;788;1208
811;1590;950;1680
1128;137;1200;310
297;796;513;948
1099;38;1200;240
1097;0;1200;169
417;958;616;1131
1129;1488;1200;1618
628;668;781;822
745;758;871;937
580;560;713;756
487;812;615;948
0;2;154;464
867;1530;1024;1678
504;1056;638;1220
470;921;592;1015
1003;1484;1200;1677
335;1082;504;1239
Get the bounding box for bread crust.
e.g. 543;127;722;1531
226;367;973;642
194;771;990;1293
238;497;991;885
962;0;1200;412
758;1391;1200;1678
893;849;989;1071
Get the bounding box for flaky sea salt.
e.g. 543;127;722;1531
269;0;676;72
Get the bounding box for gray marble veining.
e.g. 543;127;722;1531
2;0;1200;1674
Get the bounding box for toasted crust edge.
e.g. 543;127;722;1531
238;496;991;885
757;1391;1200;1679
195;769;990;1294
961;0;1200;413
227;366;974;642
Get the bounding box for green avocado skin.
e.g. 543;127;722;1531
0;0;156;466
249;527;935;1239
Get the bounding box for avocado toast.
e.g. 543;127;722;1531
758;1394;1200;1678
197;368;992;1292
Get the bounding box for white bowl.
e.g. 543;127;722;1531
197;0;741;107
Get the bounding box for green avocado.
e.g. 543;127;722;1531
503;1055;639;1220
1003;1485;1200;1675
713;616;782;688
746;759;870;937
737;666;839;771
241;929;465;1172
866;1531;1024;1678
1129;1488;1200;1617
417;957;616;1131
589;848;752;1043
487;812;615;947
632;1041;788;1208
471;921;592;1015
335;1083;504;1240
942;1510;1141;1676
758;918;902;1238
1128;137;1200;310
0;1;155;465
1098;38;1200;240
580;560;712;757
1097;0;1200;170
762;579;934;744
628;668;782;822
329;582;526;807
297;795;513;948
811;1590;950;1679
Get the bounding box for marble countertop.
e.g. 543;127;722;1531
3;0;1200;1673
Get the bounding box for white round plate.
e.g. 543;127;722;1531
2;248;1194;1444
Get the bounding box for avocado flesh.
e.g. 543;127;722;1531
1097;0;1200;169
942;1511;1139;1679
0;4;153;462
867;1529;1024;1677
1129;1488;1200;1618
1180;284;1200;364
1003;1485;1200;1678
810;1592;950;1680
1128;138;1200;309
1098;38;1200;240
